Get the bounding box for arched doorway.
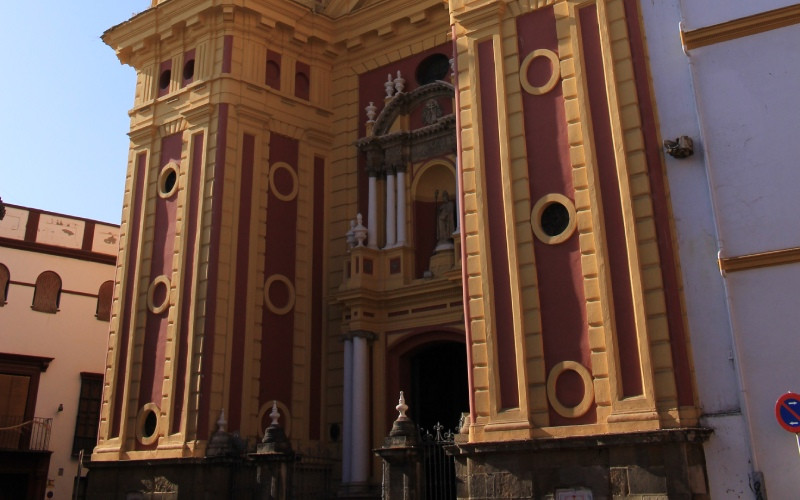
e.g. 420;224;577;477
402;341;469;433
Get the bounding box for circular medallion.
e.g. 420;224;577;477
546;361;594;418
264;274;296;315
147;275;171;314
269;162;299;202
519;49;561;96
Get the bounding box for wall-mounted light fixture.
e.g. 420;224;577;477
663;136;694;158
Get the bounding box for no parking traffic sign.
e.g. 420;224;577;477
775;392;800;433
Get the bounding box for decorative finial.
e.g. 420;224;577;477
396;391;408;419
394;70;405;94
365;101;377;123
270;401;280;426
385;74;395;98
346;219;356;249
216;408;227;432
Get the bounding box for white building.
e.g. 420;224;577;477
640;2;800;497
0;204;118;499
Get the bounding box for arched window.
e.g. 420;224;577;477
32;271;61;313
0;264;9;306
266;50;282;89
295;63;310;100
96;280;114;321
266;59;281;89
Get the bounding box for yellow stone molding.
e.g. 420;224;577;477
147;275;172;314
682;3;800;50
554;0;620;425
157;161;180;198
332;1;446;46
719;246;800;273
135;402;162;446
450;0;507;36
264;274;297;315
546;361;595;418
530;193;578;245
268;162;300;202
519;48;561;95
598;0;659;417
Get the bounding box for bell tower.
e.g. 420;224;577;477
91;0;336;494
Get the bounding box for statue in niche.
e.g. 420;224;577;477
435;190;455;251
422;99;443;125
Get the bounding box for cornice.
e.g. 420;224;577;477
719;246;800;274
682;4;800;50
333;273;462;305
104;1;337;67
331;1;447;47
448;0;506;35
0;237;118;266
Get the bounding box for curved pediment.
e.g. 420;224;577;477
371;81;455;137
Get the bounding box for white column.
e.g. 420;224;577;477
396;169;406;246
367;175;378;248
341;338;354;483
385;171;396;248
351;335;370;483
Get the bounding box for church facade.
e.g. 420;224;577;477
89;0;735;497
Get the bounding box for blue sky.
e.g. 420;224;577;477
0;2;151;224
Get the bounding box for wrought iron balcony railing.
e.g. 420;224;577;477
0;415;52;451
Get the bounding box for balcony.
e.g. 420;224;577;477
0;416;52;451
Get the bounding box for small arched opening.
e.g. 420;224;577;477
411;161;457;278
386;330;469;433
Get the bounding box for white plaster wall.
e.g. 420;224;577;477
679;0;799;32
0;246;113;500
725;264;800;496
641;2;800;497
637;0;754;495
688;26;800;257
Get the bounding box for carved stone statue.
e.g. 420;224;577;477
422;99;443;125
436;191;455;250
353;213;367;247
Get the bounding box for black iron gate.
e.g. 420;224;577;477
420;423;456;500
291;447;335;499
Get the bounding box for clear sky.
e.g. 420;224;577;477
0;2;151;225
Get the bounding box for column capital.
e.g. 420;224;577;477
342;330;377;342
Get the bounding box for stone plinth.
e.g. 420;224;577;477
374;416;424;500
445;428;711;499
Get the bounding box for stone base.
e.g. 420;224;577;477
429;249;454;276
446;429;711;499
337;481;381;500
86;454;302;500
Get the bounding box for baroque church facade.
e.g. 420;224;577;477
90;0;713;497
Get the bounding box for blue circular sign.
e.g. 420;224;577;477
775;392;800;433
